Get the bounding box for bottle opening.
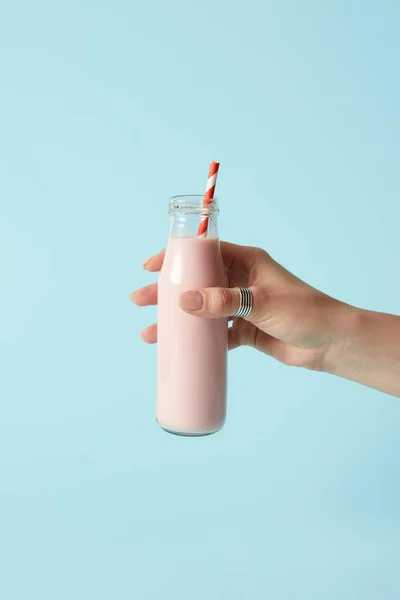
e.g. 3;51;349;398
169;195;219;216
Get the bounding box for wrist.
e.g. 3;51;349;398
322;301;364;376
322;303;400;397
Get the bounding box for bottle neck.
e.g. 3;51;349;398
169;195;220;239
170;213;219;238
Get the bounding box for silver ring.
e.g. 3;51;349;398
232;287;253;318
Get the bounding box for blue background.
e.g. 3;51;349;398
1;1;400;598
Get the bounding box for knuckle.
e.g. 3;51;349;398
248;246;270;262
257;248;271;260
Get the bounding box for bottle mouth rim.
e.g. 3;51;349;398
169;195;219;215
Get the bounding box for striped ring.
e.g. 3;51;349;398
232;287;253;318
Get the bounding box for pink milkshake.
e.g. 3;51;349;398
157;196;228;436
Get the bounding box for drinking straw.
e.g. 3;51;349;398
198;161;220;237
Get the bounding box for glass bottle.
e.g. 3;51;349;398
157;195;228;436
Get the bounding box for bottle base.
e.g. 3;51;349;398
157;419;223;437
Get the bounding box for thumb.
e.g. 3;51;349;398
179;287;262;320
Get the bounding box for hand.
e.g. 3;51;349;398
131;242;350;372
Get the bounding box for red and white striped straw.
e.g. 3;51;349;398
198;161;220;237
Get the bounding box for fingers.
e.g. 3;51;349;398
135;253;162;343
143;249;165;272
131;283;158;306
228;319;257;350
141;324;157;344
179;286;268;321
228;318;289;359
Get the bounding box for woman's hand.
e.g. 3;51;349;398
132;241;400;397
131;242;350;372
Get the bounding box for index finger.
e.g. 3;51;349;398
143;249;165;272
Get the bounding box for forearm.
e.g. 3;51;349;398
325;305;400;397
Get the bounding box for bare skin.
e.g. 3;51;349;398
131;242;400;398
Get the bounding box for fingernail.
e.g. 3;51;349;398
143;256;154;268
180;291;204;311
